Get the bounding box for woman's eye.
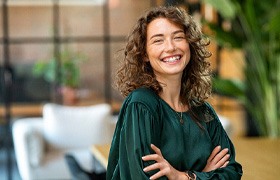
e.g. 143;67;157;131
153;39;163;44
174;36;184;40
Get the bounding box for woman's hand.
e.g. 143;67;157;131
142;144;187;180
202;146;230;172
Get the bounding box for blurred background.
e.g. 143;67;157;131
0;0;279;179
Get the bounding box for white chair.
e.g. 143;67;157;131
218;115;233;137
12;103;114;180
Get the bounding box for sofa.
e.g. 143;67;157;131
12;103;115;180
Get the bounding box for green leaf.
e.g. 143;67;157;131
32;49;87;88
32;61;47;76
244;0;258;30
212;77;245;101
207;22;243;48
266;11;280;33
202;0;237;19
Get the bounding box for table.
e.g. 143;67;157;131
91;144;111;169
0;104;43;118
233;138;280;180
0;101;121;119
91;138;280;179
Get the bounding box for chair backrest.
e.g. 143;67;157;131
43;103;112;149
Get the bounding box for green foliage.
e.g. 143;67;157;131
202;0;237;19
33;50;87;88
203;0;280;137
212;77;245;101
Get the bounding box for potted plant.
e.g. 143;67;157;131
33;49;87;105
202;0;280;137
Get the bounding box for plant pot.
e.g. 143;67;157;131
61;86;78;105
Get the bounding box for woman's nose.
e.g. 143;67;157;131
165;40;176;52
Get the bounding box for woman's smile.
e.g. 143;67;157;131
161;55;182;64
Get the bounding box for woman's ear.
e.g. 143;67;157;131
144;55;150;62
142;52;149;62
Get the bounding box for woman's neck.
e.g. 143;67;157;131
157;76;187;112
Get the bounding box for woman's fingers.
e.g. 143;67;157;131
142;144;175;179
207;146;221;162
142;144;164;172
214;153;230;168
203;146;230;172
149;169;168;180
142;144;163;162
211;148;229;164
221;161;229;168
143;162;161;172
150;144;162;156
142;154;160;161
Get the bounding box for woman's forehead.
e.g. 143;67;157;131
146;18;184;36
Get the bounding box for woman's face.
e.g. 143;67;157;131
146;18;190;80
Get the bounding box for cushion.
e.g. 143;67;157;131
26;128;45;167
43;103;112;149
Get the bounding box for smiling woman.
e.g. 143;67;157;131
107;6;242;180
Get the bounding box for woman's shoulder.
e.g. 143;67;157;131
129;87;159;102
192;101;217;123
124;87;160;111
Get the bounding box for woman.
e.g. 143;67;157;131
107;6;242;180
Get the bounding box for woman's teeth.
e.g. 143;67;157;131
163;56;180;62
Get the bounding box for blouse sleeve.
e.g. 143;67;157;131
107;102;165;180
193;103;243;180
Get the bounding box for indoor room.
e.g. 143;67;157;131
0;0;279;179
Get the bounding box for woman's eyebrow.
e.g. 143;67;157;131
149;34;164;40
149;30;185;40
172;30;185;35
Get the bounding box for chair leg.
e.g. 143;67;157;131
65;153;107;180
64;153;91;180
90;171;106;180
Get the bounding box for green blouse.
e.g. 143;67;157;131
107;87;242;180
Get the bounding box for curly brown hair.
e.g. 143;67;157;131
115;6;212;106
